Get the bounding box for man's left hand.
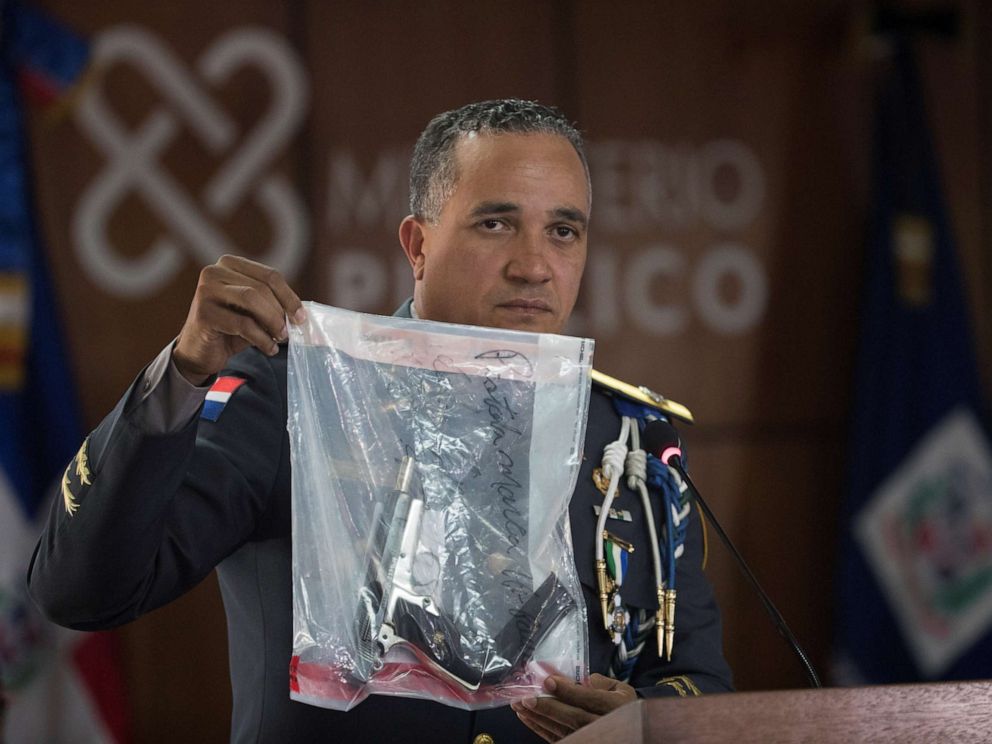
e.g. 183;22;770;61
510;673;637;742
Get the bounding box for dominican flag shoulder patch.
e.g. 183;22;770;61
201;376;247;422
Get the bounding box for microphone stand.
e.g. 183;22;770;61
672;461;822;688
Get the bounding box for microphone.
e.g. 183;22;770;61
642;420;822;689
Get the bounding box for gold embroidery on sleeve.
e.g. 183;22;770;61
656;675;702;697
61;437;91;516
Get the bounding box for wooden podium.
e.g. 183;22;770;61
561;681;992;743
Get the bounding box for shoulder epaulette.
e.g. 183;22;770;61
590;369;694;425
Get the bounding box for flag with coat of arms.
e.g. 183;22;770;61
1;2;128;740
833;35;992;684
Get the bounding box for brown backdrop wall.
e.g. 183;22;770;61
24;1;991;741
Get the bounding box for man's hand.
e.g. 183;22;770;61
173;255;306;385
511;673;637;742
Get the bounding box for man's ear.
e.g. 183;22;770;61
399;215;427;281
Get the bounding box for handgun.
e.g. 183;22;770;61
355;456;577;690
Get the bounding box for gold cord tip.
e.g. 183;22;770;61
664;589;677;661
596;560;613;630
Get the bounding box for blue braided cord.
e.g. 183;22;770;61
611;397;668;425
604;397;680;679
617;613;639;680
609;396;687;471
664;471;677;590
611;610;654;682
646;454;688;590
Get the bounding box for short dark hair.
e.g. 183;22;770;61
409;99;589;223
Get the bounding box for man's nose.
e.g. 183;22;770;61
505;232;552;284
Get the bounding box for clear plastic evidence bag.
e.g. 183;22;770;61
287;302;594;711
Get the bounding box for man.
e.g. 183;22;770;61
29;100;732;742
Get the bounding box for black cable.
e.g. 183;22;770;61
675;463;822;689
642;418;822;688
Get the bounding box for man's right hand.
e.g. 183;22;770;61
172;255;307;386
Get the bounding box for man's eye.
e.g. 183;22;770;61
480;219;505;230
553;225;578;240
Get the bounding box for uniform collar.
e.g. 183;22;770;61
393;298;415;319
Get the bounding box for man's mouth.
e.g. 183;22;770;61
497;299;553;314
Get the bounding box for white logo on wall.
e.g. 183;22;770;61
73;26;309;297
855;407;992;676
578;139;768;336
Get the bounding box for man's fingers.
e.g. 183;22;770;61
217;254;305;324
511;676;637;741
199;265;288;340
512;706;572;742
517;696;597;732
587;672;624;691
195;285;283;356
210;281;288;343
174;258;301;381
207;307;280;356
544;675;632;716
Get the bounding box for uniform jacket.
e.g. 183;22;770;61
29;305;732;743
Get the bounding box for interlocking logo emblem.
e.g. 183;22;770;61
73;26;309;297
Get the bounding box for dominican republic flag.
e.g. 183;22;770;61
201;376;247;422
833;36;992;685
0;3;129;741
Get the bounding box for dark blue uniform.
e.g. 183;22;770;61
28;308;732;743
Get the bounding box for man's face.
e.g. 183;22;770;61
402;132;589;334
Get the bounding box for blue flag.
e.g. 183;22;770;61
0;0;88;519
834;37;992;684
1;3;127;740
